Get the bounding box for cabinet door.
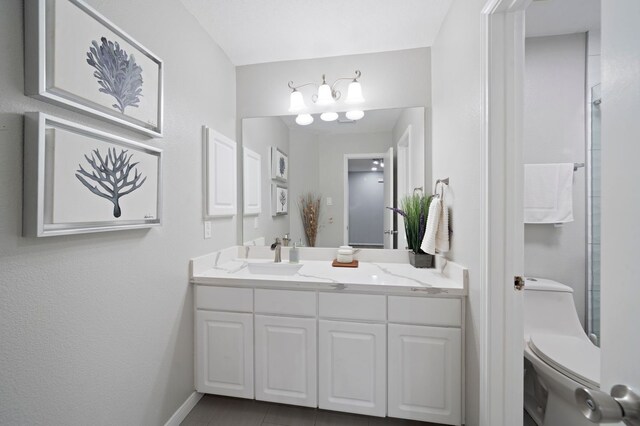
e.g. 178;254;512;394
388;324;462;425
319;320;386;417
196;310;253;398
254;315;317;407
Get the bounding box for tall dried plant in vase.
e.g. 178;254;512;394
299;193;321;247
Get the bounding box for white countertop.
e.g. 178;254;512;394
190;247;467;296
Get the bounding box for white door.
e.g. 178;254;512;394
195;310;253;398
383;147;395;249
597;1;640;421
254;315;317;407
388;324;462;425
318;320;386;417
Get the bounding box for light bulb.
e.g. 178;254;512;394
371;167;378;171
345;110;365;120
381;162;384;168
288;90;306;112
316;83;334;105
373;160;379;165
296;114;314;126
345;81;364;104
320;112;338;122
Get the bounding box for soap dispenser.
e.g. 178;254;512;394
289;242;299;264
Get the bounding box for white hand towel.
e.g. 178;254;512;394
524;163;574;224
435;199;450;253
421;197;441;255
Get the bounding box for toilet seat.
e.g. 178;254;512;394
529;334;600;388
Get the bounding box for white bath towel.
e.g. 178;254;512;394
421;193;450;255
524;163;574;224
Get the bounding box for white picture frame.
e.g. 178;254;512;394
243;147;262;216
203;127;237;218
23;112;163;237
271;184;288;216
24;0;164;137
271;147;288;182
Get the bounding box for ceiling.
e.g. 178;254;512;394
280;108;402;135
526;0;600;37
178;0;453;66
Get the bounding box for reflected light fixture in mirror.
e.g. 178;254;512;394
295;114;314;125
320;112;338;122
346;110;365;120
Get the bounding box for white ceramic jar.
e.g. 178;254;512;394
336;246;354;263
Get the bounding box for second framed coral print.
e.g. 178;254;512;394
25;0;164;137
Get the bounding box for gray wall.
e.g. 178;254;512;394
236;48;432;119
242;117;290;245
288;128;320;246
0;1;236;424
316;132;393;247
348;172;385;246
431;0;487;424
524;33;587;326
392;107;429;192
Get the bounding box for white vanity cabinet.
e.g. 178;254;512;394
387;296;463;425
317;292;388;417
195;287;254;399
191;251;467;426
254;289;317;407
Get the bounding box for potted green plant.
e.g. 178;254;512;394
388;193;434;268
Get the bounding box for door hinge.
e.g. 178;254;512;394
514;276;525;291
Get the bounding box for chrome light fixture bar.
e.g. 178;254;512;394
288;70;365;125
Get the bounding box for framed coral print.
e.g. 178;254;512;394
271;184;288;216
271;147;288;182
24;0;164;137
23;112;163;237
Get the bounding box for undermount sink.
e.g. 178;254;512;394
247;261;303;276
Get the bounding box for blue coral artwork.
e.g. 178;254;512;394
86;37;143;114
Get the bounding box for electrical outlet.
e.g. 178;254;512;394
204;221;212;239
326;197;333;206
254;217;259;229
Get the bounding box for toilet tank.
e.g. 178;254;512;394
523;277;586;341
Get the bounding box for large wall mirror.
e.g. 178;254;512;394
241;107;428;249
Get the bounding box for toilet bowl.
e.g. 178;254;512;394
523;277;600;426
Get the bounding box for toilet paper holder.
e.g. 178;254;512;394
575;384;640;425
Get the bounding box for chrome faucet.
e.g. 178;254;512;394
270;238;282;263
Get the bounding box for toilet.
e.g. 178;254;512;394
523;277;600;426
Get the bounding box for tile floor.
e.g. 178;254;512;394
180;395;442;426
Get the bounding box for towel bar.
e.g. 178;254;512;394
433;178;449;197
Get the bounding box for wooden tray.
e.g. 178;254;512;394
332;259;359;268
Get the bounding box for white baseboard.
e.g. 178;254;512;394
164;391;203;426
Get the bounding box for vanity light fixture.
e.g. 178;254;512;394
288;70;365;125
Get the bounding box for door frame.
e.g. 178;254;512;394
343;152;386;246
480;1;531;425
